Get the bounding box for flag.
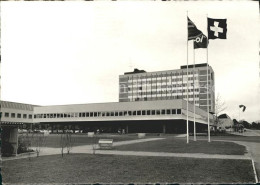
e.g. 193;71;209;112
208;18;227;39
239;105;246;112
188;17;208;49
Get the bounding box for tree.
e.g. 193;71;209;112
34;133;46;157
60;131;74;157
214;93;227;126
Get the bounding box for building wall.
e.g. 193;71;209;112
33;99;214;125
0;101;36;124
119;64;215;113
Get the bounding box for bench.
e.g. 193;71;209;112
138;133;146;138
88;132;95;137
98;139;113;149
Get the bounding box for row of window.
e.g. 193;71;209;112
126;77;200;85
35;109;182;119
122;71;200;80
120;70;212;80
2;112;33;119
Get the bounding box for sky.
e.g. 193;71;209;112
1;1;259;122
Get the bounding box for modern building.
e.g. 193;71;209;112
119;63;215;113
0;101;37;155
1;99;214;135
0;64;216;144
218;113;233;130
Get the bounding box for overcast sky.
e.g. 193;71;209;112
1;1;259;122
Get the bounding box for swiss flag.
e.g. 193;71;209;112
208;18;227;39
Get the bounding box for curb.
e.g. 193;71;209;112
252;159;259;183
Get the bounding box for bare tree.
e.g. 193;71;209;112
214;93;227;127
66;132;74;154
34;133;46;157
60;133;66;157
60;131;74;157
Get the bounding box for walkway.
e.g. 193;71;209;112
2;137;250;161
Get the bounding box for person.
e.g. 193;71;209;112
122;129;125;134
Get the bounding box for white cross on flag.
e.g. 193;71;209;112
208;18;227;39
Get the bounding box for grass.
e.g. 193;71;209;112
114;137;247;155
21;133;141;148
2;154;255;184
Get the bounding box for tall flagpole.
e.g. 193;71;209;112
206;14;211;142
186;11;189;144
193;44;196;141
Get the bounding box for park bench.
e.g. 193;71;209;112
98;139;113;149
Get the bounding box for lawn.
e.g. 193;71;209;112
114;137;247;155
20;133;141;148
2;154;255;184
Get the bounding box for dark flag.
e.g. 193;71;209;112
208;18;227;39
188;17;208;49
239;105;246;112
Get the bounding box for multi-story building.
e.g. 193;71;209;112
119;63;215;113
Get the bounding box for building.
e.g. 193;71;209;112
0;64;216;147
0;101;37;155
119;64;215;113
218;113;233;130
1;99;214;135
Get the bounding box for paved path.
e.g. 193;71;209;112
2;137;250;162
86;150;250;160
230;129;260;137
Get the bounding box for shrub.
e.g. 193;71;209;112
2;142;14;157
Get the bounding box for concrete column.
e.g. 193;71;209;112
51;124;54;133
126;125;129;134
9;127;18;155
73;125;75;133
163;124;166;134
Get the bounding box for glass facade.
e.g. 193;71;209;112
119;65;215;113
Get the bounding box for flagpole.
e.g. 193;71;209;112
193;43;196;141
186;11;189;144
206;14;211;143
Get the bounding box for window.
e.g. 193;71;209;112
124;111;127;116
167;109;171;114
64;114;67;118
57;114;60;118
177;109;181;114
161;110;166;115
102;112;106;117
128;111;132;116
54;114;56;118
142;110;146;115
119;112;123;116
115;112;118;116
50;114;53;118
147;110;151;115
90;112;94;117
137;110;141;115
29;114;33;119
23;114;27;119
172;109;176;114
133;111;137;116
86;112;90;117
11;113;15;118
152;110;155;115
156;110;160;115
17;114;21;118
106;112;110;116
82;113;86;117
5;112;9;117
